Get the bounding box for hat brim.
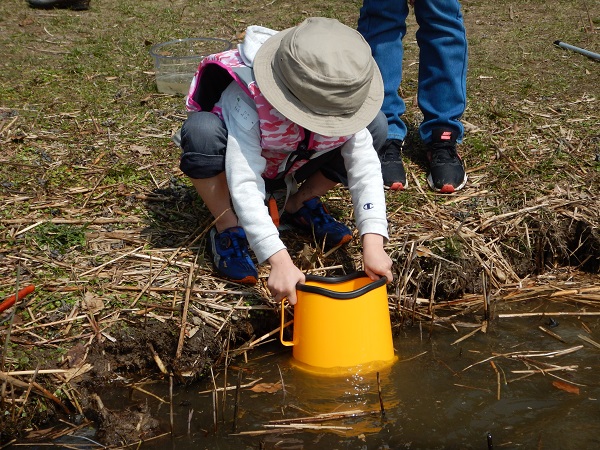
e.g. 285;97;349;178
253;27;384;137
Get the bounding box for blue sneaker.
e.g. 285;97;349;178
209;227;258;285
286;197;352;248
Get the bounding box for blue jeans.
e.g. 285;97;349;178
358;0;468;144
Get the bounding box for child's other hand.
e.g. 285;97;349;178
362;233;393;283
267;249;306;305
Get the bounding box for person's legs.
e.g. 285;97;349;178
285;170;353;248
180;112;227;178
280;110;385;247
180;112;238;231
365;109;389;152
180;112;257;284
358;1;410;190
413;0;468;193
280;111;387;192
188;176;237;232
358;0;409;142
414;0;467;143
276;149;354;248
285;171;339;215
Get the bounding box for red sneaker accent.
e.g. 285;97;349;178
235;275;258;285
438;184;455;194
388;181;405;191
334;234;353;247
441;131;453;141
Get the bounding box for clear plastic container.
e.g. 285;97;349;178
149;37;232;95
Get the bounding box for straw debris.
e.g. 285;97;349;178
1;0;599;445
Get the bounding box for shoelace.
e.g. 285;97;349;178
430;142;460;164
306;202;335;226
220;230;248;257
382;141;402;162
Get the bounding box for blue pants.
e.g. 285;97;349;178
358;0;468;144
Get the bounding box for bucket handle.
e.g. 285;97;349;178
280;299;294;347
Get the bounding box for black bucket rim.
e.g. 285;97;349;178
296;271;387;300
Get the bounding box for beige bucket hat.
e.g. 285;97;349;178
253;17;384;136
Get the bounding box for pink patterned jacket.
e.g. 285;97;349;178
185;49;351;180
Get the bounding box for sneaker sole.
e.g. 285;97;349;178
213;269;258;286
385;181;406;191
426;173;468;193
214;271;258;286
329;233;353;248
231;275;258;285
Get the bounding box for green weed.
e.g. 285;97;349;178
32;223;87;255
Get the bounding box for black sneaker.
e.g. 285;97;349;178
379;139;407;191
28;0;90;10
426;129;467;193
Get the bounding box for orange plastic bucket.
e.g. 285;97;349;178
280;272;396;374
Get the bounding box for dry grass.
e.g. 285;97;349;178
0;0;599;445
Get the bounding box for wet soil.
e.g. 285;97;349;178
72;319;266;446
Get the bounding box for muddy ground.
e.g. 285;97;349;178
0;0;598;446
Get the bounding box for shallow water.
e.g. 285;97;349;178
33;300;600;449
105;299;600;450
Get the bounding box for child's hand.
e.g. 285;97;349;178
267;249;306;305
362;233;393;283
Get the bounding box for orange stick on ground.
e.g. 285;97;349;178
0;285;35;313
